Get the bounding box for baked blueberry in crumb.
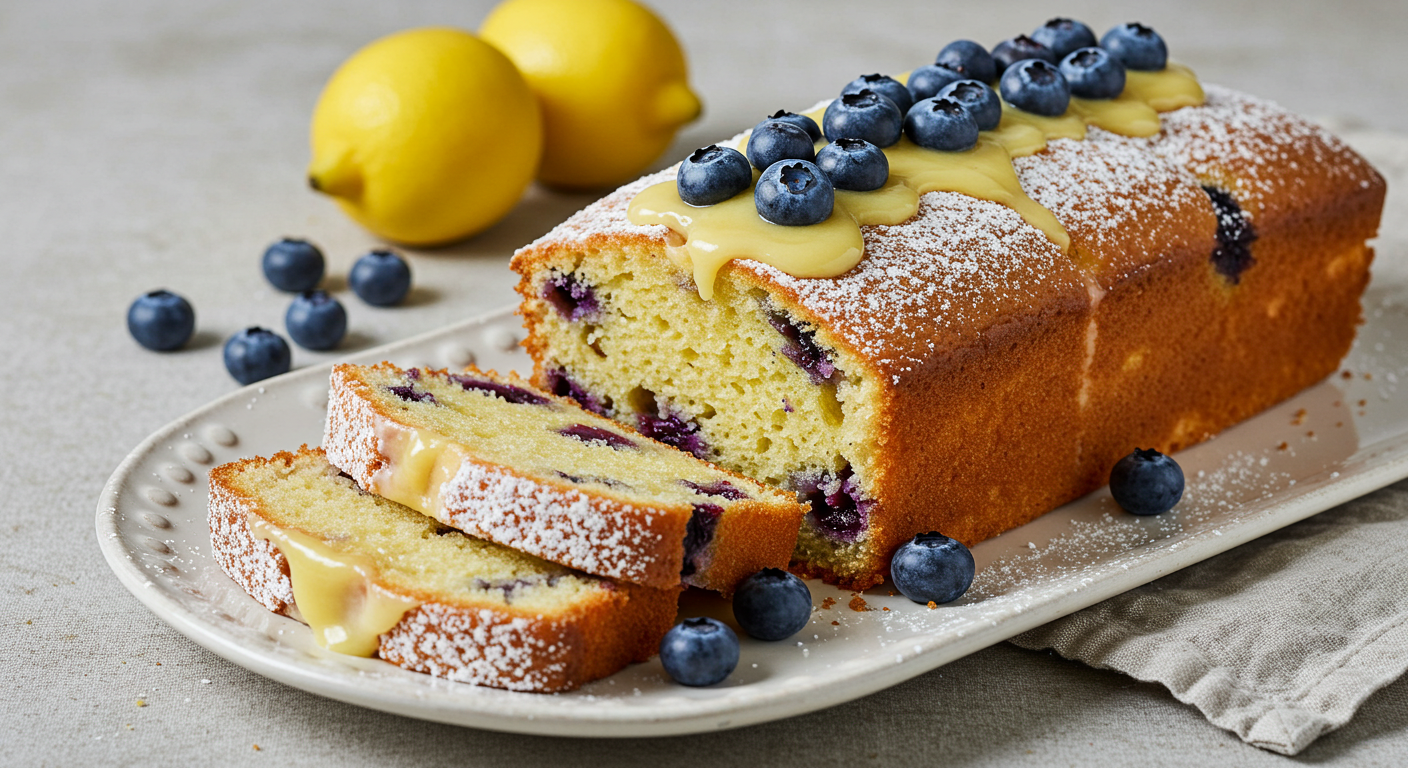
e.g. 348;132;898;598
936;80;1002;131
1030;18;1098;60
545;368;610;415
903;97;980;152
659;617;738;687
1203;186;1258;283
558;424;636;450
755;160;834;227
222;327;290;385
991;35;1057;73
261;238;325;292
822;90;903;148
349;249;412;306
1059;47;1126;100
891;532;975;604
935;40;997;84
386;385;437;405
841;74;913;115
766;109;821;142
544;272;601;323
127;289;195;351
1100;23;1168;71
681;479;747;500
1110;448;1184;515
794;467;872;541
733;568;812;641
284;290;347;350
681;503;723;577
999;59;1070;116
766;311;840;385
677;145;752;206
815;138;888;192
448;373;550;405
906;63;967;102
639;410;709;459
746;119;816;172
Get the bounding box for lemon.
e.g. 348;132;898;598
308;28;542;246
480;0;702;190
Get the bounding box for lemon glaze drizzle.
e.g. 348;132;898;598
627;63;1203;300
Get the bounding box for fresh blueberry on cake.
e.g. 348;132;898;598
1100;22;1168;71
349;249;412;306
207;447;676;693
1030;17;1098;60
906;63;968;103
934;80;1002;131
746;119;816;171
890;532;975;604
677;145;752;206
903;97;980;152
127;289;195;351
815;138;889;192
732;568;812;641
1109;448;1184;516
659;617;739;686
323;362;806;593
284;290;347;351
754;160;834;226
990;34;1057;73
261;237;325;292
822;90;903;148
841;74;913;115
999;59;1071;116
222;326;290;385
766;109;822;142
935;39;997;84
1059;47;1126;100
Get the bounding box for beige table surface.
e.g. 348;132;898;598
5;0;1408;765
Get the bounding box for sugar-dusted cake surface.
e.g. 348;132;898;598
511;85;1386;589
322;362;806;593
208;447;677;693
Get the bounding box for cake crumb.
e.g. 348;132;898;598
1291;408;1307;426
1359;400;1368;407
927;601;937;609
1365;373;1373;380
1307;431;1315;438
253;745;261;752
848;595;870;612
882;606;890;611
1278;442;1289;451
1342;370;1354;379
831;620;840;625
820;597;836;610
135;699;146;708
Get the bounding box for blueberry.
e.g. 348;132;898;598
999;59;1071;117
815;138;888;191
1057;47;1125;100
1030;18;1098;61
906;63;967;102
754;160;833;226
746;120;815;172
890;532;975;605
935;40;997;84
127;289;195;351
991;35;1057;74
260;238;325;292
822;90;903;148
732;568;812;641
766;109;822;142
903;97;979;152
284;290;347;351
659;617;739;687
841;74;913;115
557;423;637;450
935;80;1002;131
1109;448;1185;515
223;327;291;385
677;145;752;206
1100;23;1168;71
349;249;412;306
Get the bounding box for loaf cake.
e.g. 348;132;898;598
208;447;677;692
322;362;806;593
511;80;1385;589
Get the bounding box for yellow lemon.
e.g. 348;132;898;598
308;28;542;246
480;0;702;190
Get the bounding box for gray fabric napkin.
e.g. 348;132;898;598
1012;130;1408;757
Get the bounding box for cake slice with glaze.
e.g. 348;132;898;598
208;447;677;693
323;362;806;594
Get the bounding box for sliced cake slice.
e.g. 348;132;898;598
323;362;805;594
208;447;678;693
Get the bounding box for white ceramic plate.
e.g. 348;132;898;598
96;136;1408;739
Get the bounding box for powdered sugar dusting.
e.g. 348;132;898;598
518;169;675;257
380;604;571;692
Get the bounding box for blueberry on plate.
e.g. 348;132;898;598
815;138;888;191
842;74;913;115
1109;448;1184;515
732;568;813;641
766;109;822;142
999;59;1071;117
936;80;1002;131
755;160;834;226
659;617;739;687
1030;17;1097;61
822;90;903;148
223;327;291;385
906;63;967;102
991;34;1057;74
349;249;412;307
260;238;325;292
127;289;195;351
935;39;997;84
1100;22;1168;71
890;532;975;605
1060;47;1126;100
903;97;979;152
746;119;816;171
677;145;752;206
284;290;347;351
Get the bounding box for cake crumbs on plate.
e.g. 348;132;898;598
820;597;836;610
848;595;870;612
